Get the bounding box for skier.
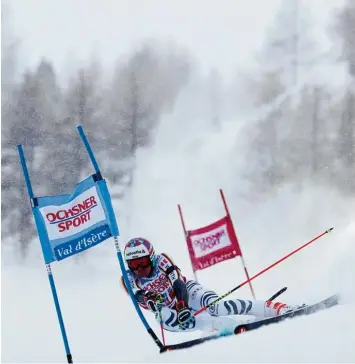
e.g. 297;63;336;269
121;237;303;332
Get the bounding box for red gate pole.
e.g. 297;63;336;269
220;189;256;299
178;204;198;282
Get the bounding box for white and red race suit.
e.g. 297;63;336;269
121;253;300;332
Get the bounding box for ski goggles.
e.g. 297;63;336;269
128;256;151;271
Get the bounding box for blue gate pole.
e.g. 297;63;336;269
17;145;73;363
76;125;164;350
113;236;164;349
76;125;100;174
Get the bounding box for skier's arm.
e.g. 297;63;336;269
158;254;195;329
121;274;150;310
159;254;188;305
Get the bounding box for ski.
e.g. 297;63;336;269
234;294;339;334
160;294;339;353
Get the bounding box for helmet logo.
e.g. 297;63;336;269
126;249;146;256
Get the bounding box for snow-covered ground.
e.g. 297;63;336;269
2;84;355;363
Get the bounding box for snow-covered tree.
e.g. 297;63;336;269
243;0;319;193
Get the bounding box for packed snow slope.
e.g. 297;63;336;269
2;88;355;363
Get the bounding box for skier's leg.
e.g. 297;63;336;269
186;280;301;318
156;306;216;332
215;299;302;318
186;280;219;315
155;306;183;332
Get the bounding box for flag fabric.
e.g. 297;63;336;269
186;215;242;272
33;174;116;263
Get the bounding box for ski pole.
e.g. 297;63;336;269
158;311;166;346
156;297;166;346
268;286;287;301
194;227;334;317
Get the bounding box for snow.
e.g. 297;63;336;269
2;263;355;362
2;70;355;363
3;116;355;363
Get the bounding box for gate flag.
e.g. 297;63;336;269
186;215;241;271
178;189;256;299
33;174;114;263
17;125;163;362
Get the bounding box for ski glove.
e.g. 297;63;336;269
144;292;165;312
176;300;195;330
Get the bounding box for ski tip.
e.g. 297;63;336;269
327;227;334;233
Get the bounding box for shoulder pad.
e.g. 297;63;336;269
156;253;175;271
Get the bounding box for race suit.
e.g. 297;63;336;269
121;253;294;332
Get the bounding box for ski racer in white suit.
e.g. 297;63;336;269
121;237;302;332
